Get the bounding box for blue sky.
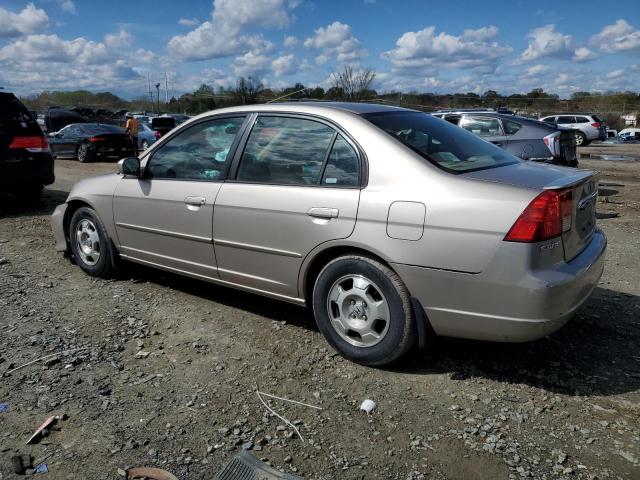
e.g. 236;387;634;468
0;0;639;99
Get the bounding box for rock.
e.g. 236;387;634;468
284;456;293;464
117;468;127;477
242;441;253;450
135;350;151;359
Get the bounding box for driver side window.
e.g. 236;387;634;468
146;116;245;181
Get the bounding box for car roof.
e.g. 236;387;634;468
278;101;412;114
542;113;597;116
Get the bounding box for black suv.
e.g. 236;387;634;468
0;92;54;199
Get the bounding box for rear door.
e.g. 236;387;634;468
556;115;576;129
460;115;508;148
213;114;361;299
113;115;247;278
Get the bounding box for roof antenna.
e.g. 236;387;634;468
267;87;310;104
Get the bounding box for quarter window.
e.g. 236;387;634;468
236;116;335;185
146;116;245;181
322;135;359;186
460;117;502;137
503;120;522;135
575;116;589;123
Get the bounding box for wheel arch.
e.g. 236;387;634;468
300;242;397;306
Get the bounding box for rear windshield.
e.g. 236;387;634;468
0;93;40;135
591;114;603;123
363;111;519;174
151;117;176;128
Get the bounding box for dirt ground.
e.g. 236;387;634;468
0;152;639;480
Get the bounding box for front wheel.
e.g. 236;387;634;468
68;207;116;278
312;255;416;366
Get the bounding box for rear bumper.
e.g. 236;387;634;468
393;230;607;342
0;153;55;187
51;203;69;252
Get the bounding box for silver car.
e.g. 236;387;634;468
51;103;606;366
539;114;607;146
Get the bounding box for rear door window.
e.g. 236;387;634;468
575;116;589;123
460;116;503;136
321;135;359;187
236;116;335;185
557;116;576;123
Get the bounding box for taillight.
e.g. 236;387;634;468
88;136;105;142
9;135;49;153
505;189;573;243
591;122;601;128
154;131;161;138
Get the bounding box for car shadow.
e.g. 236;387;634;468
121;262;639;397
0;188;68;219
122;263;318;333
394;287;640;397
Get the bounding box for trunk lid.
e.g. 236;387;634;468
463;161;598;261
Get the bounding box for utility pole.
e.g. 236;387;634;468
165;72;169;106
155;83;161;114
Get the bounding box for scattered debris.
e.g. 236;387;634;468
257;390;323;411
135;350;151;359
4;347;89;376
26;415;61;445
34;463;49;474
127;467;179;480
256;387;315;442
0;402;8;413
360;399;376;414
10;455;33;475
215;451;303;479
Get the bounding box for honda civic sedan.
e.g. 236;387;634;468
51;103;606;366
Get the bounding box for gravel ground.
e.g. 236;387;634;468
0;155;639;480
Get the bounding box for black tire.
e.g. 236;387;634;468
574;131;586;147
68;207;116;278
312;255;416;366
77;143;94;163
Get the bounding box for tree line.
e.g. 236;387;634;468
19;66;640;129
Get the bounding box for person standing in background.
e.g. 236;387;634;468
124;112;139;156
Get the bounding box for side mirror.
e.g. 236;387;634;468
118;157;141;177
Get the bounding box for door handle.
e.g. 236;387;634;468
185;196;205;206
307;207;339;219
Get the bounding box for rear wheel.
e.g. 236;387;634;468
77;144;94;163
574;131;586;146
312;255;416;366
68;207;116;278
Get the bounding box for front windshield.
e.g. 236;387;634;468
363;111;519;174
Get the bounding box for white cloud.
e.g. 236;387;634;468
178;17;199;27
59;0;76;14
233;50;271;77
104;29;132;48
590;19;640;53
304;21;366;64
283;35;298;49
382;25;511;72
572;47;596;62
525;64;550;76
272;54;298;76
606;69;624;79
0;3;48;37
520;24;573;62
167;0;294;61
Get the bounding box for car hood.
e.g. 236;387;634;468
461;161;595;191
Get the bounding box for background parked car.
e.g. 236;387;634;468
48;123;135;162
619;127;640;141
138;122;160;150
539;114;606;146
150;116;176;137
0;92;54;199
431;110;577;166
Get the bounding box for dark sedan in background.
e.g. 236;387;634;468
431;110;577;166
48;123;135;162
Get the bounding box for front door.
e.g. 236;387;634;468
213;115;361;299
49;124;83;157
113;116;247;279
